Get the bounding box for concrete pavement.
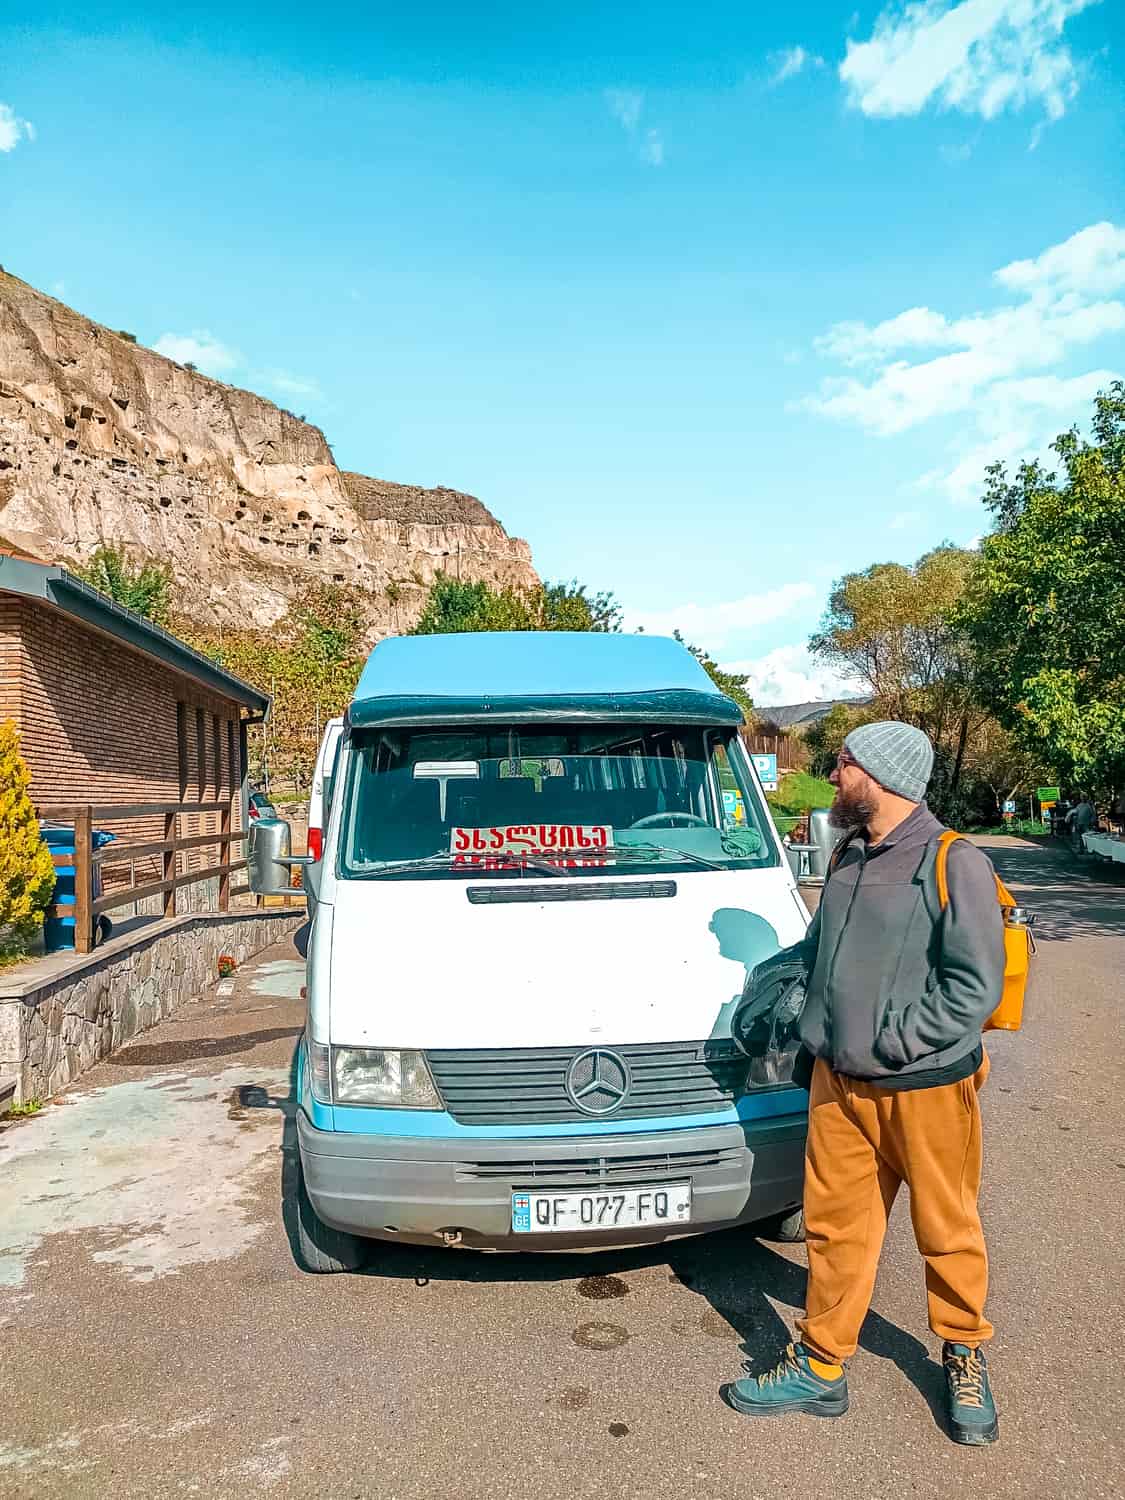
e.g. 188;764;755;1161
1;836;1122;1498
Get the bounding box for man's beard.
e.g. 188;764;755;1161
829;786;877;830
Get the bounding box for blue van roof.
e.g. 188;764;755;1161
349;632;743;728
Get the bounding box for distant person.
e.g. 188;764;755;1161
1065;795;1096;850
727;722;1006;1446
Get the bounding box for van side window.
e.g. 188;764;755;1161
710;737;747;827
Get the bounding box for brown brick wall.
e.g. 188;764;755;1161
0;595;21;723
6;596;249;902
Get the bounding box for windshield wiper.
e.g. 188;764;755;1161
616;841;725;872
360;851;565;879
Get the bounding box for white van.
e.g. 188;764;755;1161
306;716;344;863
258;632;811;1271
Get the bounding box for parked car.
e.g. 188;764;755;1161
248;788;277;822
248;632;810;1272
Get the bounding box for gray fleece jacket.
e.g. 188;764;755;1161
781;803;1006;1083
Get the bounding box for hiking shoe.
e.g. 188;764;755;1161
943;1343;999;1446
727;1342;848;1419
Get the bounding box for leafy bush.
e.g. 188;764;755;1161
72;545;174;625
180;585;367;792
0;721;55;955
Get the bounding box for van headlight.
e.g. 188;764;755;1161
332;1047;442;1109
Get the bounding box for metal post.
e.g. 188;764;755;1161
73;805;93;953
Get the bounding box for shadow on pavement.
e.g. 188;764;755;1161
250;1041;946;1434
106;1026;299;1066
987;841;1125;944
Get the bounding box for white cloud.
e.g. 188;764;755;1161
770;46;826;83
724;644;863;707
625;582;816;652
803;222;1125;437
815;305;956;365
604;88;664;166
0;102;34;152
262;369;322;400
995;220;1125;299
153;331;241;377
639;129;665;167
914;367;1118;501
840;0;1101;122
803;222;1124;505
890;509;921;528
605;88;644;133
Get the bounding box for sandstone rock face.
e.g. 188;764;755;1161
0;270;537;633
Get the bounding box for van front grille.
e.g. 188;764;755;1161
456;1143;745;1185
425;1040;750;1125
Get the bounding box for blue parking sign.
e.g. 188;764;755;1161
752;753;778;791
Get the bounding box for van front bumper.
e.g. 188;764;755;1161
296;1109;807;1250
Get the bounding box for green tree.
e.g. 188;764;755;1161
810;545;987;793
180;584;368;792
671;632;754;723
73;545;174;625
961;719;1047;821
411;575;622;635
385;581;404;630
803;702;874;778
963;382;1125;793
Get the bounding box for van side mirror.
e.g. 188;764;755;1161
249;818;314;896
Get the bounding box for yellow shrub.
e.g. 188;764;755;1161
0;720;55;941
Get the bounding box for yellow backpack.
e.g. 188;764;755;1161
935;831;1032;1033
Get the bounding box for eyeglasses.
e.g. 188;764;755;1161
835;751;860;771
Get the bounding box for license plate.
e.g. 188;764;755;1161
511;1183;692;1234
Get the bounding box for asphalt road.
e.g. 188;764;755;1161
2;836;1122;1499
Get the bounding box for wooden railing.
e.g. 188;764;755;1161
37;801;247;954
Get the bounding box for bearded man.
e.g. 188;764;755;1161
727;722;1006;1446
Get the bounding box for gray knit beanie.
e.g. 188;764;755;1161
844;721;934;802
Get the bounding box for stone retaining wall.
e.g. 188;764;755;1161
0;908;303;1103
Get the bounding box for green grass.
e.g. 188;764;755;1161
6;1098;43;1118
767;771;835;818
0;937;36;972
766;772;834;835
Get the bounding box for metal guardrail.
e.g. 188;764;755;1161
37;801;247;954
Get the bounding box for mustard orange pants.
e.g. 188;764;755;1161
796;1053;993;1364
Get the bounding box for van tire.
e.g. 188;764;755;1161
295;1162;368;1273
762;1206;806;1243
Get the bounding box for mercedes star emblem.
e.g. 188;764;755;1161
565;1047;632;1115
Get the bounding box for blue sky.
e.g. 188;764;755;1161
2;0;1123;702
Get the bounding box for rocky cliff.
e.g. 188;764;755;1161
0;270;537;634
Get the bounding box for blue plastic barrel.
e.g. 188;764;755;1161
41;825;116;952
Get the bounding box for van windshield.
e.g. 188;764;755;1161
339;724;778;878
